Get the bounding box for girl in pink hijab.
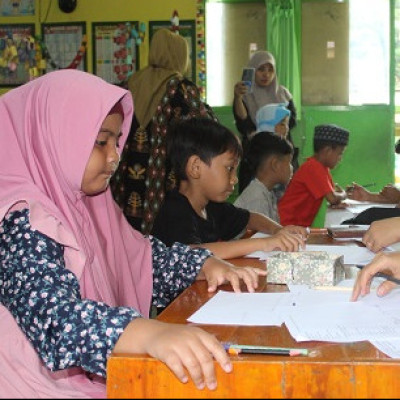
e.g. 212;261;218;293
0;70;265;398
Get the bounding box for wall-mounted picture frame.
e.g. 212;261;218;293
0;23;35;86
41;22;87;73
149;20;196;83
92;21;139;86
0;0;34;16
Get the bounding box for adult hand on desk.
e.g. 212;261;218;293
380;184;400;203
362;217;400;252
351;252;400;300
116;318;232;391
197;256;267;293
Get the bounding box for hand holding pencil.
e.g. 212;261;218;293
351;252;400;301
346;182;376;201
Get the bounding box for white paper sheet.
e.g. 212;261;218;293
187;286;400;352
371;338;400;358
284;301;400;342
187;290;293;326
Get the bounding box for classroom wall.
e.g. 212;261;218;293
0;0;197;95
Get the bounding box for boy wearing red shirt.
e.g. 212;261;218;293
278;124;349;227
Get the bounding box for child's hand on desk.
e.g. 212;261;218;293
279;225;309;240
264;230;305;252
362;217;400;252
329;202;348;209
118;318;232;391
197;256;267;293
346;182;370;201
351;252;400;300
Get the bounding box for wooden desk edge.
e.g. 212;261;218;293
107;353;400;398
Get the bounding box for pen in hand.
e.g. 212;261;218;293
355;264;400;285
362;183;376;189
346;183;376;193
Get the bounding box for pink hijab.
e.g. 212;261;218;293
0;70;153;397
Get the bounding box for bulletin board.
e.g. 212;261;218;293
41;22;87;73
149;20;196;82
0;23;35;86
92;21;139;85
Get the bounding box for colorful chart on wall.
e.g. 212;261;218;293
149;20;195;82
41;22;87;73
0;24;35;86
0;0;34;16
92;21;139;86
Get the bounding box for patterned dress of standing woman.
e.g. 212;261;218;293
111;28;217;234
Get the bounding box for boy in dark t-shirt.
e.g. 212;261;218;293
151;118;307;260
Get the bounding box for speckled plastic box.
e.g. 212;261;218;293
266;251;345;286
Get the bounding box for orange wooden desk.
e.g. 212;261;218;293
107;233;400;398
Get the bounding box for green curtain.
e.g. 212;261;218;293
266;0;301;118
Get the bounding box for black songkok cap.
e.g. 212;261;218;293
314;124;349;146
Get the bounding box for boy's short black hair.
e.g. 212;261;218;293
313;124;349;153
247;132;293;175
167;117;243;181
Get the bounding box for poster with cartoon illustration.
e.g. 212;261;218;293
0;0;34;16
0;24;36;86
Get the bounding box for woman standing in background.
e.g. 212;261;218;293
111;28;217;234
233;50;298;193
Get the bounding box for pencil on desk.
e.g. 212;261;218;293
223;343;309;357
228;348;305;356
313;286;353;291
355;265;400;285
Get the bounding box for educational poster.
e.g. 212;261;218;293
149;20;196;82
0;24;35;86
41;23;87;73
0;0;34;16
92;22;139;86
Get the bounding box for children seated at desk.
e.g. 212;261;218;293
278;124;349;227
234;132;293;223
151;118;307;260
